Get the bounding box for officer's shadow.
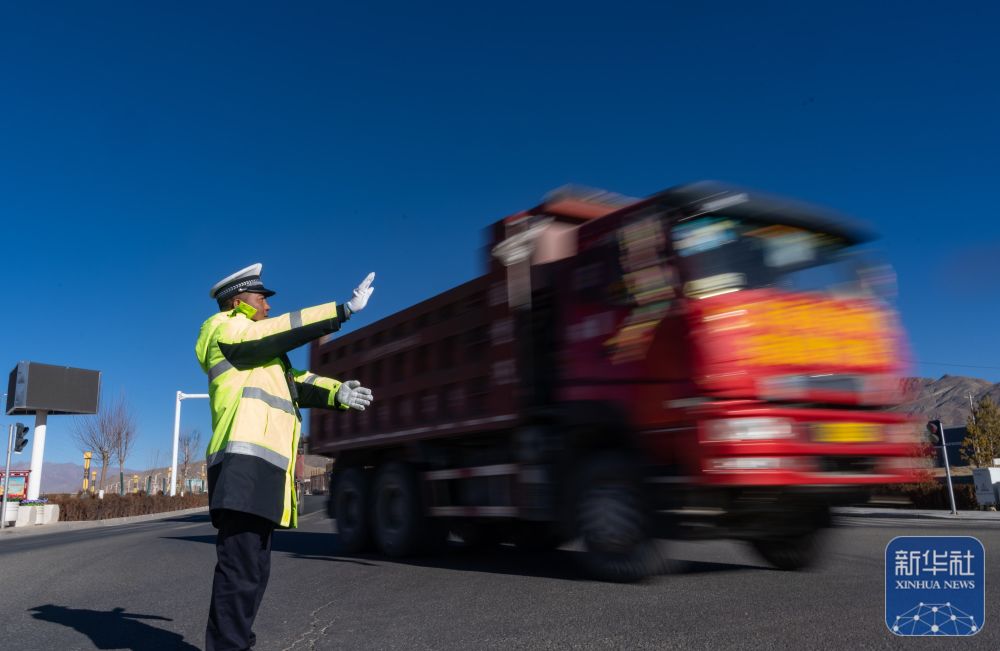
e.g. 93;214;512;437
28;604;199;650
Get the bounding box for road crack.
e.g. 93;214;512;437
280;598;337;651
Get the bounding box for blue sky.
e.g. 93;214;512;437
2;1;999;469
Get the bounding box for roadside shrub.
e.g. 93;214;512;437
46;493;208;521
869;482;979;510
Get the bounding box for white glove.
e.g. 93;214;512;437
345;272;375;316
336;380;373;411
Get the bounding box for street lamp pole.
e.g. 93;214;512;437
171;391;208;497
2;425;13;529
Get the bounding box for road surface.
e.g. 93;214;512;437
2;506;998;649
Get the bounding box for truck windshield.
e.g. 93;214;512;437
672;217;884;299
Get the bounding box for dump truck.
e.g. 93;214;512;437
309;181;920;581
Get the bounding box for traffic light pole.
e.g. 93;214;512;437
2;424;13;529
936;419;958;515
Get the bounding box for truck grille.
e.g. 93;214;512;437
817;456;878;475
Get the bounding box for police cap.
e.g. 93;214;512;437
210;263;277;303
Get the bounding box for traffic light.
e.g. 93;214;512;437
926;420;943;445
13;423;29;453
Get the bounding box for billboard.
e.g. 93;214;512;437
0;471;30;500
6;361;101;415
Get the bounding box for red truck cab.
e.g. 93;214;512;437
552;182;916;486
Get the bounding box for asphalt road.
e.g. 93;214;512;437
3;506;1000;650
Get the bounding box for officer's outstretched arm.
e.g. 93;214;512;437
290;370;347;411
291;370;374;411
217;302;349;368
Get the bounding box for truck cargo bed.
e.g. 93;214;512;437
308;274;518;454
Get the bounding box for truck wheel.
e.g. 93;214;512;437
576;454;664;582
372;462;425;557
750;528;824;571
333;468;371;554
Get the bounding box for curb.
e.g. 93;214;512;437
0;506;209;538
834;507;1000;522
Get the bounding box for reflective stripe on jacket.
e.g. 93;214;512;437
195;301;349;528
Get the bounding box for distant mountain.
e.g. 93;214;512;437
8;461;163;495
895;375;1000;427
8;461;93;494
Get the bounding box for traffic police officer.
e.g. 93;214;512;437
196;263;375;651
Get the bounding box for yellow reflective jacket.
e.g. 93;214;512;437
195;301;349;528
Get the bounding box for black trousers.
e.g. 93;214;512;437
206;510;275;651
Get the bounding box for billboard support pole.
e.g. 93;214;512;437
26;410;47;501
2;425;13;528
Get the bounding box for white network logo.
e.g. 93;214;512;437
892;602;978;635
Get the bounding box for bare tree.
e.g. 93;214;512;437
72;401;117;493
110;394;139;495
144;448;163;494
179;429;202;494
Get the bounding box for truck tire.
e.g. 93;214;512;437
575;454;665;582
333;467;371;554
372;462;425;557
750;528;824;571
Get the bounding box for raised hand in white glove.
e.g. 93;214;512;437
345;272;375;316
336;380;373;411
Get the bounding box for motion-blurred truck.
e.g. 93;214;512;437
309;181;920;581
